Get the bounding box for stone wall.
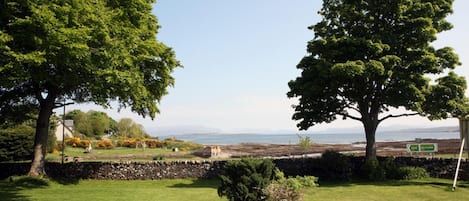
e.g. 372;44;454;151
0;161;226;180
1;157;468;180
274;157;469;180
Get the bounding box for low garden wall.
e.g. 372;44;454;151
275;157;469;180
1;157;468;180
0;160;226;180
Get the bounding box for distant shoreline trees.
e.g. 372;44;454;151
65;109;150;140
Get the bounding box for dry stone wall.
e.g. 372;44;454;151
0;157;468;180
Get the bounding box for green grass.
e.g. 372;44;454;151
1;177;225;201
432;154;469;159
46;147;199;162
1;177;468;201
305;179;469;201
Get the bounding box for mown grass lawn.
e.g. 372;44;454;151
46;147;197;162
0;178;224;201
306;179;469;201
1;177;468;201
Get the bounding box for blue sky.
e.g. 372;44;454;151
68;0;469;135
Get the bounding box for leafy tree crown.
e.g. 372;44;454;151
288;0;467;130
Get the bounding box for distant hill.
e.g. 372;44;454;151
319;125;459;134
382;126;459;133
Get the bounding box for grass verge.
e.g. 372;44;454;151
46;147;199;162
1;177;468;201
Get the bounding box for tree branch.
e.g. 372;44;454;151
345;105;361;113
53;102;74;109
341;113;362;121
378;112;420;123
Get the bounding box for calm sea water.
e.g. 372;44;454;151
157;131;460;145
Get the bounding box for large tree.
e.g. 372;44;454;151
0;0;179;176
65;109;116;138
114;118;149;139
288;0;467;160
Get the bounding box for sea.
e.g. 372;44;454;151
156;130;461;145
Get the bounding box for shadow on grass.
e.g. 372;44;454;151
0;183;31;201
13;176;50;188
0;176;52;201
170;178;220;189
318;179;469;191
48;176;80;185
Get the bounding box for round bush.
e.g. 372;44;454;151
218;158;277;201
399;167;429;180
316;150;352;181
0;125;34;162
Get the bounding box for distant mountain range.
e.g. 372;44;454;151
318;125;459;134
147;124;460;136
381;126;459;133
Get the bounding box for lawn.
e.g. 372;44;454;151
1;177;468;201
45;147;197;162
307;179;469;201
0;178;224;201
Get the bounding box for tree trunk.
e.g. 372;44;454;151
28;98;55;176
362;115;379;160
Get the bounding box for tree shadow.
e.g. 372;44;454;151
12;176;50;188
0;176;49;201
47;176;80;185
0;185;31;201
170;178;219;189
318;179;469;191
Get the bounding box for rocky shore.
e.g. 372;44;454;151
216;138;463;158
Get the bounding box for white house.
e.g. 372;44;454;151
55;120;74;141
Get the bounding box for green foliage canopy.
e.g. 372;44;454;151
218;159;278;201
0;0;179;175
0;124;35;162
0;0;179;116
65;109;116;138
115;118;149;139
287;0;467;159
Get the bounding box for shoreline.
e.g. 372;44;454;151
212;138;462;158
160;131;460;146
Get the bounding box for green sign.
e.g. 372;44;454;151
407;143;438;152
420;143;437;152
408;144;420;152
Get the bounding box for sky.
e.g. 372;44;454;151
66;0;469;135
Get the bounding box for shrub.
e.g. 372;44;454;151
144;139;164;148
116;137;203;150
287;176;318;189
79;140;91;148
64;137;92;148
117;139;137;148
359;158;386;181
380;157;403;180
359;158;428;181
399;167;429;180
264;182;302;201
96;140;114;149
316;150;352;181
65;137;81;147
0;125;34;161
297;134;312;150
265;175;318;201
164;139;203;151
218;158;277;201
